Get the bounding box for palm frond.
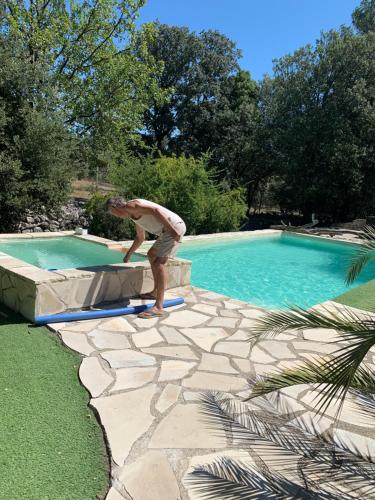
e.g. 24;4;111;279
349;389;375;420
346;225;375;284
248;360;375;406
248;305;375;413
188;457;314;499
199;392;375;490
249;304;375;340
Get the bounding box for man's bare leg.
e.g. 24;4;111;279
139;248;158;299
138;256;167;317
153;258;167;312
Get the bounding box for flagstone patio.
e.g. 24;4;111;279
47;286;375;500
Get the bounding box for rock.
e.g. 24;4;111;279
198;353;238;374
191;303;218;316
207;317;238;328
105;488;123;500
132;328;164;348
149;404;227;449
98;317;136;333
182;371;247;392
159;326;191;345
16;201;90;233
257;340;294;359
214;341;251;358
232;358;252;373
110;366;157;391
331;429;375;462
179;327;228;351
249;345;276;364
162;310;210;328
92;385;157;466
118;451;180;500
142;346;198;360
155;384;182;413
227;330;249;341
60;331;95;356
101;349;156;369
79;357;113;397
159;360;197;382
88;330;130;350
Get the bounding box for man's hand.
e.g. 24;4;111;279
122;249;131;263
123;253;132;263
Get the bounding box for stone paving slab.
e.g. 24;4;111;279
47;285;375;499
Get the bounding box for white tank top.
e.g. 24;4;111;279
131;199;185;236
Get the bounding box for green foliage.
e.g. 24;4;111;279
353;0;375;33
250;305;375;414
108;153;247;236
85;192;136;240
259;27;375;220
137;23;244;152
2;1;165;178
347;225;375;283
0;42;74;231
0;154;25;231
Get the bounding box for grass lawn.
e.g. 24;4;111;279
0;305;109;500
334;279;375;313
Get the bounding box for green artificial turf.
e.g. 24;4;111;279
334;279;375;313
0;306;109;500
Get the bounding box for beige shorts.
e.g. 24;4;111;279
152;221;186;258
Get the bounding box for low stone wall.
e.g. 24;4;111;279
17;201;91;233
0;258;38;320
34;260;191;318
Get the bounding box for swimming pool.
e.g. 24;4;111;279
177;233;374;309
0;237;146;269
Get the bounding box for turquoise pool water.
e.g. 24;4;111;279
0;237;146;270
177;234;375;309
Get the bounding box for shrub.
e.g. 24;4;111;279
85;193;136;241
108;154;247;236
0;46;74;232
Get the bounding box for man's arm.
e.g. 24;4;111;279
123;224;145;263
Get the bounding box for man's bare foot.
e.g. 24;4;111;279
138;307;164;319
139;292;157;300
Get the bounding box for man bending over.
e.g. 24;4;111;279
107;197;186;318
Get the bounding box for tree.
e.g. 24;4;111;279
353;0;375;34
137;23;242;153
178;70;266;207
1;1;163;177
137;23;264;207
0;40;74;231
259;27;375;221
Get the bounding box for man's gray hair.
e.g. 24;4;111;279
106;196;127;209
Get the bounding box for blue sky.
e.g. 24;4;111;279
137;0;361;81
